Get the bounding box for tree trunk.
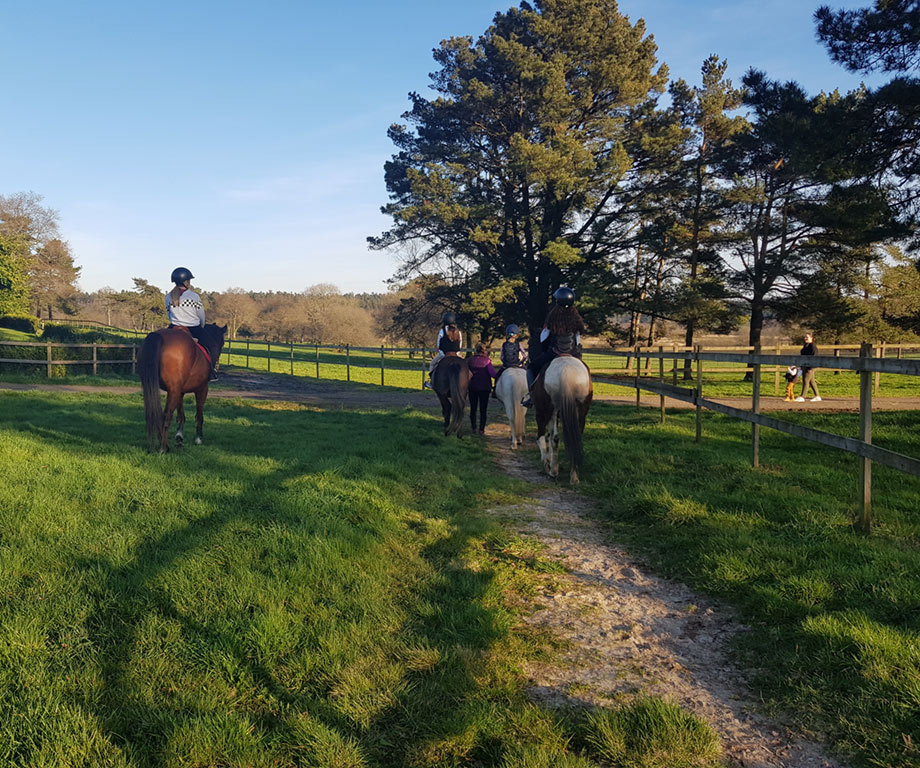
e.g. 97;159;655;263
744;300;765;381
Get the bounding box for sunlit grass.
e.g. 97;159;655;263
0;390;721;768
579;403;920;768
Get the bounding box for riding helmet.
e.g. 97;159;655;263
505;323;520;337
441;311;458;326
553;286;575;307
171;267;194;285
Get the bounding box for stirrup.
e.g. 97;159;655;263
521;394;533;408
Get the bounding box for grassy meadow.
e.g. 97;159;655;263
0;389;722;768
579;403;920;768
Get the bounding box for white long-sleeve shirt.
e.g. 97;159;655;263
166;289;206;327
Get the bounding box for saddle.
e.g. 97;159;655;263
168;325;212;365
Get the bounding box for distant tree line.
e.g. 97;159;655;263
371;0;920;363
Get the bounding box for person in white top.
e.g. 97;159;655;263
165;266;217;380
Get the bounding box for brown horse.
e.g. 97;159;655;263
139;324;227;452
431;353;471;437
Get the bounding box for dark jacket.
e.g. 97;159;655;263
500;340;524;368
468;354;497;392
438;326;461;353
800;341;818;372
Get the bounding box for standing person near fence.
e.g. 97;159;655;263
795;333;821;402
424;311;463;389
468;342;496;434
165;267;219;381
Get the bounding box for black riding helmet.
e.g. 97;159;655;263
441;311;458;326
553;286;575;307
505;324;520;337
171;267;194;285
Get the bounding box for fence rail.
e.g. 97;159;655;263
2;337;918;532
591;343;919;535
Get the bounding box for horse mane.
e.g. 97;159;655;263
196;323;226;346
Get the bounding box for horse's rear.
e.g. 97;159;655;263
495;366;528;449
432;355;470;437
139;326;218;452
535;356;592;484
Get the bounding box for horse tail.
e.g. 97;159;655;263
139;332;163;450
448;363;465;435
560;374;584;478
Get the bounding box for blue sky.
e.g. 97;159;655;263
1;0;883;295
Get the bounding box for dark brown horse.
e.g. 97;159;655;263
139;324;227;452
431;353;471;437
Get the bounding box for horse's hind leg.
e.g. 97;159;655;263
550;413;560;478
194;388;207;445
161;390;182;453
175;398;186;450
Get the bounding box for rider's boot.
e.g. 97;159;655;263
521;369;535;407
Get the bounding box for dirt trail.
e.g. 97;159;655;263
483;430;844;768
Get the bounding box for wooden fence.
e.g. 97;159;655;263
589;344;920;535
3;337;918;531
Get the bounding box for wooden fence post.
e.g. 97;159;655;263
672;344;678;387
267;342;271;373
131;345;137;376
634;346;640;410
290;342;294;376
659;345;665;424
380;346;385;386
246;340;250;369
752;344;761;468
695;344;702;443
874;342;883;396
857;342;873;535
315;344;320;379
47;342;52;378
346;345;351;382
92;344;98;376
774;345;781;395
420;349;426;389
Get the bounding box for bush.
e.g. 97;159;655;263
41;324;123;344
0;315;41;334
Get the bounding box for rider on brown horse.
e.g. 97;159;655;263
166;267;219;381
424;311;464;389
521;287;587;408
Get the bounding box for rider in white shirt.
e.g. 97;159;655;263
165;266;217;380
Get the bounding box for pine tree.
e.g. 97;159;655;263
370;0;670;339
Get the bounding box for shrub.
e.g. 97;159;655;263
0;315;41;334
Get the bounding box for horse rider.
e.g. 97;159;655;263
521;287;587;407
491;323;526;398
165;266;219;381
424;311;464;389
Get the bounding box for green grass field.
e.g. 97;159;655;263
0;389;721;768
580;403;920;768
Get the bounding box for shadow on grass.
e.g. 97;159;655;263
0;391;526;766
